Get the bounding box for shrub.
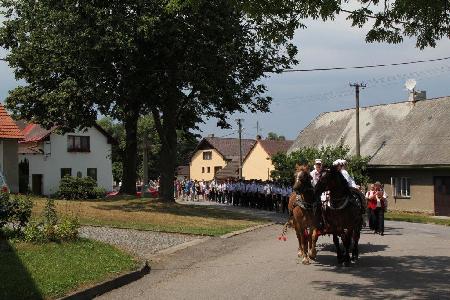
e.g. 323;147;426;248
23;222;47;243
42;198;58;226
56;218;80;241
58;176;104;200
9;194;33;229
0;193;33;231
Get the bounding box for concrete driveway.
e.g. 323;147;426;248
98;221;450;300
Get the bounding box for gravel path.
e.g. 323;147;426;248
80;226;201;258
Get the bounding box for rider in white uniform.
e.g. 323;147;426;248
334;159;359;189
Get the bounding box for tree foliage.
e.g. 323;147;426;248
266;132;286;141
271;145;371;187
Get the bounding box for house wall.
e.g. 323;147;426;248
242;142;273;181
0;140;3;172
369;168;450;214
19;127;113;195
190;148;226;181
1;139;19;193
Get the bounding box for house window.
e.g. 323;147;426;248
214;166;222;175
203;151;212;160
207;167;211;173
202;167;205;173
61;168;72;178
67;135;90;152
391;177;411;198
87;168;97;181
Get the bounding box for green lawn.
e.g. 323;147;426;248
0;239;138;300
385;211;450;226
32;198;267;236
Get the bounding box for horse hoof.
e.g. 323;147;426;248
302;258;310;265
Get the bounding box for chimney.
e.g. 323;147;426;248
256;135;262;141
208;134;215;138
409;90;426;102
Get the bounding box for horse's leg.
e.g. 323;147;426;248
333;233;343;264
301;229;310;265
342;230;352;265
308;228;319;260
352;228;360;261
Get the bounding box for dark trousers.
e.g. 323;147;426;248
374;207;384;233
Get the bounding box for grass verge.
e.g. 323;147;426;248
32;198;267;236
385;211;450;226
0;239;137;300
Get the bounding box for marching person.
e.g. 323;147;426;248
367;181;387;235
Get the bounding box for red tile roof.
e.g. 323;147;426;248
19;123;55;143
258;139;294;156
0;104;24;139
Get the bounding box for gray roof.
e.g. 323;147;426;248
288;96;450;166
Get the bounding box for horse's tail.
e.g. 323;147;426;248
278;210;293;241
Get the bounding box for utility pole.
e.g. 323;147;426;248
236;118;244;179
350;82;366;158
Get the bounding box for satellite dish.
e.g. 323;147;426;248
405;79;417;92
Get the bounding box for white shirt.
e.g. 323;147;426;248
341;169;358;188
310;168;321;187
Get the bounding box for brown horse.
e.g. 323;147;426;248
314;165;364;265
283;166;320;265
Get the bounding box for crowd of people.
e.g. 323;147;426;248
174;179;292;213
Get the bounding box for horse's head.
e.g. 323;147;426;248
293;168;313;194
315;165;349;197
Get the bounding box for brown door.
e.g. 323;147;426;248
434;176;450;216
32;174;43;195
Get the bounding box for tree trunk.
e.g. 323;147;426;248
120;110;139;195
160;115;177;202
153;102;177;202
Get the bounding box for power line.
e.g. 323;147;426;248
2;56;450;74
281;56;450;73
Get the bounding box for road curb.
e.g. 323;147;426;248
220;222;275;239
60;262;151;300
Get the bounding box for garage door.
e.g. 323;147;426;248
434;176;450;216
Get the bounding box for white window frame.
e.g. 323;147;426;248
391;177;411;198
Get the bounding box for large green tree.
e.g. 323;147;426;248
0;0;301;200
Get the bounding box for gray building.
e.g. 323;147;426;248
289;95;450;216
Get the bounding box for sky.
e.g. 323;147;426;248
1;12;450;141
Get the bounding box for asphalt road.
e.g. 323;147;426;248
99;221;450;300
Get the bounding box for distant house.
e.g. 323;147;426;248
243;138;293;181
289;95;450;216
175;165;190;180
0;104;24;193
190;136;255;180
16;122;114;195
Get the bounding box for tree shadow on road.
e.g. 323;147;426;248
311;255;450;299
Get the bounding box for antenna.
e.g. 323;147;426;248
405;79;417;92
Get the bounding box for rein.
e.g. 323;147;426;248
328;195;349;210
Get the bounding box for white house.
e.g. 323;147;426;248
16;122;114;195
0;104;24;193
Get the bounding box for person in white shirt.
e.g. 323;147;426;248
310;159;322;187
334;159;359;189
